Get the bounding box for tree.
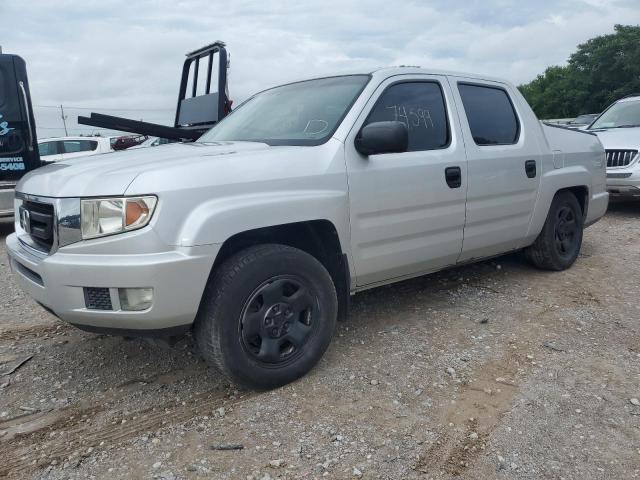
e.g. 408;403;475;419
518;24;640;119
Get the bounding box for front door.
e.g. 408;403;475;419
451;79;541;262
345;75;468;287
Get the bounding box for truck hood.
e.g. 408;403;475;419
588;127;640;151
16;141;271;197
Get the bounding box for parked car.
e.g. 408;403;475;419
111;134;147;151
566;113;599;129
8;68;608;389
130;136;173;149
586;94;640;196
38;136;113;163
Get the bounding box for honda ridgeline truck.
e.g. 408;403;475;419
7;68;608;389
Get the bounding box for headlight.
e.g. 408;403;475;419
81;196;157;240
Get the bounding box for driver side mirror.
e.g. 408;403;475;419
355;121;408;156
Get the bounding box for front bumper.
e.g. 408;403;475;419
6;232;219;333
607;168;640;195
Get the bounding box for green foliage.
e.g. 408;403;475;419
518;25;640;119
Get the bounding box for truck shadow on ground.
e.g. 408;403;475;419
606;197;639;218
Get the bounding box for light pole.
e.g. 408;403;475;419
60;104;68;136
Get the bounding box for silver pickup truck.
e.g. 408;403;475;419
7;67;608;389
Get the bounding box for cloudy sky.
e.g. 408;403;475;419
2;0;639;138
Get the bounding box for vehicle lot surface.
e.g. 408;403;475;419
1;201;639;480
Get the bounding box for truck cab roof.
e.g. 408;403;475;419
269;66;514;95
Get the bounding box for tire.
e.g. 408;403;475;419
194;244;338;390
525;191;584;271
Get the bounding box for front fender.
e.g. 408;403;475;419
178;189;351;250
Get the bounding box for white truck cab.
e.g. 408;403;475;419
7;67;608;389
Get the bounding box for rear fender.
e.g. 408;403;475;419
521;166;591;246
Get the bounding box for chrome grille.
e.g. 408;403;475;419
16;194;82;255
606;149;638;168
19;200;55;252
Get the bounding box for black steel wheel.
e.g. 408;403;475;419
239;276;317;366
525;191;584;271
194;244;337;390
554;205;579;258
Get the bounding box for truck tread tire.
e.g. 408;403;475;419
194;244;338;390
525;191;584;271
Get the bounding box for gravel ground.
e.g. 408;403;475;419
0;200;639;480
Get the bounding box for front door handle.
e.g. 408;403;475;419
445;166;462;188
525;159;537;178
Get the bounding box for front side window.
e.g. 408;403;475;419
198;75;370;146
63;140;98;153
458;83;519;145
363;81;449;152
589;99;640;130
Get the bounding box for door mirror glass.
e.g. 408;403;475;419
355;121;408;156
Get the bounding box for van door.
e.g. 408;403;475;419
345;75;468;286
0;53;40;215
451;79;541;262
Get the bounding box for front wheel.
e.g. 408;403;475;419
194;244;338;390
525;191;584;271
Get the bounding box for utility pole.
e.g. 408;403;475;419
60;104;68;136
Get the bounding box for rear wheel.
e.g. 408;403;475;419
525;191;584;271
194;244;337;389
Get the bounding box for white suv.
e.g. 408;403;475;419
586;95;640;195
37;136;113;163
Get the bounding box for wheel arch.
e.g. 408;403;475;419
209;220;351;322
522;167;591;247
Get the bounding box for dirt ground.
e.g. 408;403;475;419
1;200;639;480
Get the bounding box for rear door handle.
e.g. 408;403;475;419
525;159;537;178
445;166;462;188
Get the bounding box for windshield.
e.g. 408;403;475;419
571;114;596;124
590;99;640;129
198;75;370;146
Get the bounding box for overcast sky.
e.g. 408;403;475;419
2;0;639;138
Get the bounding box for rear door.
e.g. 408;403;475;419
345;75;468;286
38;140;62;163
451;78;541;262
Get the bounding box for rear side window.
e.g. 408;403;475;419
38;141;59;156
458;83;519;145
364;81;449;152
63;140;98;153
